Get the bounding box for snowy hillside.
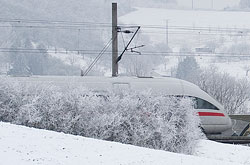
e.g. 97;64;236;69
0;122;250;165
120;7;250;48
120;8;250;34
176;0;239;10
48;51;112;76
120;8;250;78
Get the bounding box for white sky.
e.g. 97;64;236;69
177;0;240;10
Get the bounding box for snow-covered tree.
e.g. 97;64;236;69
175;56;201;83
197;67;250;114
240;0;250;9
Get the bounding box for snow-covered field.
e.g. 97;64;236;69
120;8;250;79
49;50;87;68
155;56;250;79
119;7;250;51
0;122;250;165
177;0;239;10
120;8;250;35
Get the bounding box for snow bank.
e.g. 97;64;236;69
194;140;250;164
0;122;246;165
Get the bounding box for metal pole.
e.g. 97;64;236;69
112;3;118;77
166;20;168;49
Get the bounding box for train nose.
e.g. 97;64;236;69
198;111;232;134
225;114;232;129
198;111;227;124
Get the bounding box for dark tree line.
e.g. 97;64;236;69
240;0;250;9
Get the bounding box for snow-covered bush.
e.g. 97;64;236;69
174;61;250;114
0;77;204;154
197;67;250;114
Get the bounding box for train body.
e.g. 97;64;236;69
13;76;232;134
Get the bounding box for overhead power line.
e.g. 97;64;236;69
83;38;113;76
0;18;111;26
1;24;248;34
3;47;250;58
0;26;247;37
1;18;250;34
0;18;249;38
0;25;111;30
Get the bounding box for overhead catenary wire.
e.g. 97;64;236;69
0;18;111;26
0;27;247;37
83;38;113;76
0;24;248;38
0;26;246;38
1;24;248;33
0;18;250;34
1;17;249;32
2;18;250;62
3;47;250;58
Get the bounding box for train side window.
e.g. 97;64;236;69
163;95;219;110
193;97;219;110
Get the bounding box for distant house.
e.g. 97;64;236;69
195;47;214;53
0;63;10;75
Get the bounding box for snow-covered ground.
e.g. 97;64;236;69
155;56;250;79
49;50;87;68
0;122;250;165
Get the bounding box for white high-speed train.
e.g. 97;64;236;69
13;76;232;134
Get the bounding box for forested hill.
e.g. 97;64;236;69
0;0;114;50
0;0;176;52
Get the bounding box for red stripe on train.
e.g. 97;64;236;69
198;112;225;117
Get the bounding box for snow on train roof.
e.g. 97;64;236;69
9;75;196;89
8;76;224;110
